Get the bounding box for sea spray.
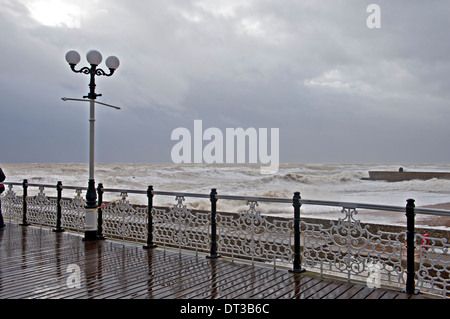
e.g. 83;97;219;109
2;163;450;218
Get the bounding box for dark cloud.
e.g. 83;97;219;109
0;0;449;164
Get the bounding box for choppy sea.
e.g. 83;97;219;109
2;163;449;220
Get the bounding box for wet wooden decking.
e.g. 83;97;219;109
0;223;430;300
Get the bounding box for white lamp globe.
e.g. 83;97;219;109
65;50;81;65
86;49;103;65
105;56;120;70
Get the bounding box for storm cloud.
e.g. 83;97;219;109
1;0;449;164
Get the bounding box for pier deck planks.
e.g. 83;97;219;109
0;223;430;300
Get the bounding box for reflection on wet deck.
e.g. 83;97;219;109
0;223;429;300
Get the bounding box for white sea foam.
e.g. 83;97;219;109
2;163;450;226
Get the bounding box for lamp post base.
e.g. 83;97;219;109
143;244;158;249
83;230;98;242
85;179;97;209
84;179;98;242
289;268;306;274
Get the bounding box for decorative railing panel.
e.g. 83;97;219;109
101;192;147;242
301;207;405;286
27;186;57;228
217;201;293;267
61;189;86;233
1;185;23;223
152;196;210;254
417;234;450;296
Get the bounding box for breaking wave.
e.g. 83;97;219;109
2;163;450;214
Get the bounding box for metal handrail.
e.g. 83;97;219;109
3;181;450;216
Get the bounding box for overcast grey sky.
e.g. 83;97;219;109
0;0;449;164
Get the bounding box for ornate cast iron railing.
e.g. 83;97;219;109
1;180;449;298
301;207;405;287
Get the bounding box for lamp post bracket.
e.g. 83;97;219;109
61;97;121;110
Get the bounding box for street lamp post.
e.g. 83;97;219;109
65;49;120;241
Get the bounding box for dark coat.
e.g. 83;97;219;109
0;168;5;183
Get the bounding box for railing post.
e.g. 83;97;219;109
96;183;105;240
207;188;220;259
0;190;4;228
20;179;30;226
290;191;305;273
402;198;419;294
53;181;65;232
143;185;157;249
